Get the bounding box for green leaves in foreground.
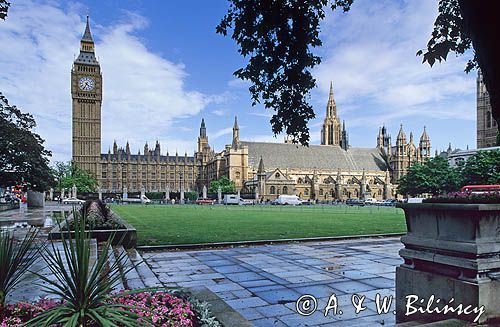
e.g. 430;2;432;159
28;208;143;327
0;228;39;307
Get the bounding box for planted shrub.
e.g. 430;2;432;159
423;191;500;204
66;200;125;230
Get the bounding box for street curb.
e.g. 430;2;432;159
137;232;406;252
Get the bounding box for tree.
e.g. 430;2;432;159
458;149;500;186
208;176;236;194
51;162;98;193
0;93;55;191
397;156;461;196
417;0;500;133
0;1;9;21
219;0;500;145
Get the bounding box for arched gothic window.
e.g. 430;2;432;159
283;186;288;194
270;186;275;194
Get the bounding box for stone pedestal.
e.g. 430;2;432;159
123;187;128;200
396;203;500;324
203;185;207;199
180;186;185;204
27;190;45;208
217;187;222;204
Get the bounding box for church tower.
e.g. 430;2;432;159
321;82;342;146
71;16;102;179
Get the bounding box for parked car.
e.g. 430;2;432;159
195;198;216;205
238;198;254;205
346;199;365;206
364;198;379;205
383;199;398;206
275;195;302;205
62;197;85;205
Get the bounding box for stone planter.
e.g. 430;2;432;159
396;203;500;324
48;210;137;249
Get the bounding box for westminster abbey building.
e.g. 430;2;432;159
72;18;431;200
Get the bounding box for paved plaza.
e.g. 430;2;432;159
1;205;404;326
143;237;403;326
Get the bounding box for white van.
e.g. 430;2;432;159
276;195;302;205
223;194;239;205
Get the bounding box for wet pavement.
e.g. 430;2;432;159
143;237;403;326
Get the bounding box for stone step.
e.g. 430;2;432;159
114;245;145;290
127;248;163;288
106;244;125;291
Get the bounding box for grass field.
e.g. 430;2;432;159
111;204;406;246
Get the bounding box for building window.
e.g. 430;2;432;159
275;172;280;178
122;172;126;179
304;189;309;196
283;186;288;194
270;186;275;194
161;173;166;179
101;172;107;178
235;171;241;179
276;187;281;195
142;173;146;179
112;172;117;179
170;173;174;179
487;111;492;128
319;188;323;196
297;177;303;184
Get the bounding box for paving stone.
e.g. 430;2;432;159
255;304;295;318
329;280;376;294
358;277;395;289
226;271;265;283
254;288;301;305
225;296;269;309
252;317;288;327
212;265;249;274
207;282;244;293
239;307;264;320
240;279;277;288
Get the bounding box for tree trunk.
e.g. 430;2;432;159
458;0;500;131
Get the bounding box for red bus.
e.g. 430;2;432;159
460;185;500;194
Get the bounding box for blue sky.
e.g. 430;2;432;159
0;0;477;163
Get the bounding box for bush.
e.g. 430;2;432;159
145;192;164;200
423;191;500;204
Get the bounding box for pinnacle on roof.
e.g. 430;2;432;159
397;124;406;140
233;115;239;129
420;126;430;141
257;156;265;173
82;16;94;43
326;81;337;118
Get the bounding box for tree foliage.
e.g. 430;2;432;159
209;176;236;194
459;149;500;186
0;93;55;191
51;162;98;193
0;0;9;21
398;150;500;196
219;0;500;144
217;0;352;145
397;156;461;196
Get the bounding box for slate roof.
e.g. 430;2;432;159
75;52;99;66
100;153;195;163
240;141;388;172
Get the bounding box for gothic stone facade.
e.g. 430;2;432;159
71;18;431;197
477;70;498;148
71;18;211;193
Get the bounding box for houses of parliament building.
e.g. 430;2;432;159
72;18;431;200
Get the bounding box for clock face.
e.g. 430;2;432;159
78;76;95;91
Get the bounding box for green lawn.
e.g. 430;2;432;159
111;204;406;246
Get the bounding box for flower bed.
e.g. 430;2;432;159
423;191;500;204
0;291;220;327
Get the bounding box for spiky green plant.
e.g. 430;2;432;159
28;207;145;326
0;227;39;307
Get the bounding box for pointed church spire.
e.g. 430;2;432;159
125;141;130;155
397;124;406;141
232;116;239;149
257;156;265;174
200;118;207;138
420;126;429;141
326;81;337;118
82;16;94;42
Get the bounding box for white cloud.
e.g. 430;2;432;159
211;109;225;116
313;0;476;136
0;0;216;163
209;127;233;140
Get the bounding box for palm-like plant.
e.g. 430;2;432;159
28;208;144;326
0;227;39;307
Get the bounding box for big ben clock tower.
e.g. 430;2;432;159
71;16;102;179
